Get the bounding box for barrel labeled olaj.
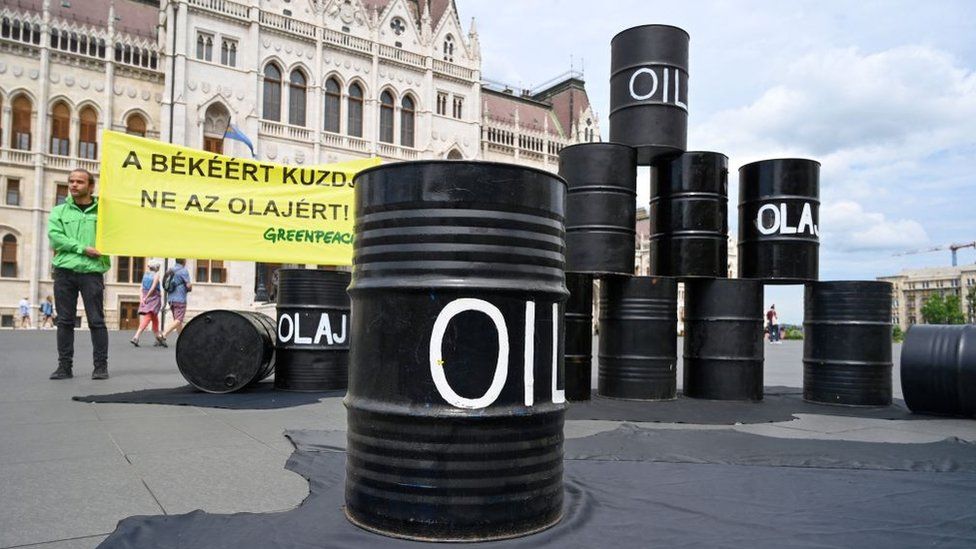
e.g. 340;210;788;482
610;24;689;164
559;142;637;275
901;325;976;418
346;161;567;541
650;151;728;278
738;158;820;282
599;276;678;400
274;268;351;392
175;310;276;393
565;273;593;400
803;281;893;406
683;278;764;400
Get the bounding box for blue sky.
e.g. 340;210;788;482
458;0;976;322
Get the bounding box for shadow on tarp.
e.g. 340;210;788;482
72;382;344;410
565;386;924;424
98;428;976;549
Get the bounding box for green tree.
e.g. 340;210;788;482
921;293;966;324
892;325;904;343
945;295;965;324
968;285;976;324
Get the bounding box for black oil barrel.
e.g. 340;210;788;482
559;142;637;275
175;310;276;394
901;325;976;418
738;158;820;283
610;24;689;164
683;278;764;400
803;281;893;406
565;273;593;401
650;151;728;278
346;161;567;541
598;275;678;400
274;268;351;392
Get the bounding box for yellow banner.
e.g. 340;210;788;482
96;131;380;265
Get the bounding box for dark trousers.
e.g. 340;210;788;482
54;268;108;368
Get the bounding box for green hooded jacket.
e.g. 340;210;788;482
48;196;111;274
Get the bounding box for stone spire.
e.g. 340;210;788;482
468;17;480;60
421;0;432;42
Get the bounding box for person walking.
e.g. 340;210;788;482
131;261;164;347
18;297;32;329
40;296;55;329
159;258;192;346
766;304;780;344
47;168;111;380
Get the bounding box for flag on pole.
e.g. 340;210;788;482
224;122;256;158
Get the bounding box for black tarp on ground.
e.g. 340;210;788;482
72;382;342;410
565;386;922;424
99;427;976;549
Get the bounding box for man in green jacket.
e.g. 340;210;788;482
48;168;111;380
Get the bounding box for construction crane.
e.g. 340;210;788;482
894;241;976;267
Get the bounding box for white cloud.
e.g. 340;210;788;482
820;200;929;252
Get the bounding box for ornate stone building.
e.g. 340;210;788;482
878;265;976;331
0;0;600;328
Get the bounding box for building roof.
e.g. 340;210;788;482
362;0;455;30
878;264;976;281
7;0;158;39
533;76;593;138
482;89;561;137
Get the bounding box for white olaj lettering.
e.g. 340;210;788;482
313;314;334;345
277;314;294;342
293;314;312;344
332;314;347;344
551;303;565;404
755;202;819;237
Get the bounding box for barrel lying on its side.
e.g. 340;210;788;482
565;273;593;401
346;161;568;541
803;281;893;406
683;278;764;401
274;269;351;392
598;276;678;400
901;324;976;418
176;310;277;393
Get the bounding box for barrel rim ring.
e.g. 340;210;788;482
611;23;690;42
558;141;637;153
352;159;568;187
738;158;822;170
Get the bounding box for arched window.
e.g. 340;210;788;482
125;113;147;137
347;83;363;138
379;91;395;144
1;234;17;278
50;101;70;155
262;63;282;122
288;69;307;127
443;34;455;62
447;148;463;160
203;103;230;154
78;106;98;159
323;77;341;133
400;95;415;147
11;95;32;150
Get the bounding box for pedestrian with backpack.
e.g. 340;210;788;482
159;258;192;346
131;261;164;347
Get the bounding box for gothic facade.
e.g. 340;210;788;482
0;0;600;328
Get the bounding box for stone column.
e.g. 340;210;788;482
30;0;54;326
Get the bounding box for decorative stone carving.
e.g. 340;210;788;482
187;81;197;90
0;62;7;74
142;90;151;100
114;84;123;95
12;66;22;77
201;82;211;93
65;76;75;87
50;73;61;83
127;87;137;98
266;143;278;160
295;150;305;164
79;77;90;90
95;83;104;92
285;45;292;54
236;90;245;101
263;39;271;48
29;69;39;80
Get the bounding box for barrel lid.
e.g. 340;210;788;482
611;24;690;42
558;141;636;154
738;158;821;171
353;159;568;188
